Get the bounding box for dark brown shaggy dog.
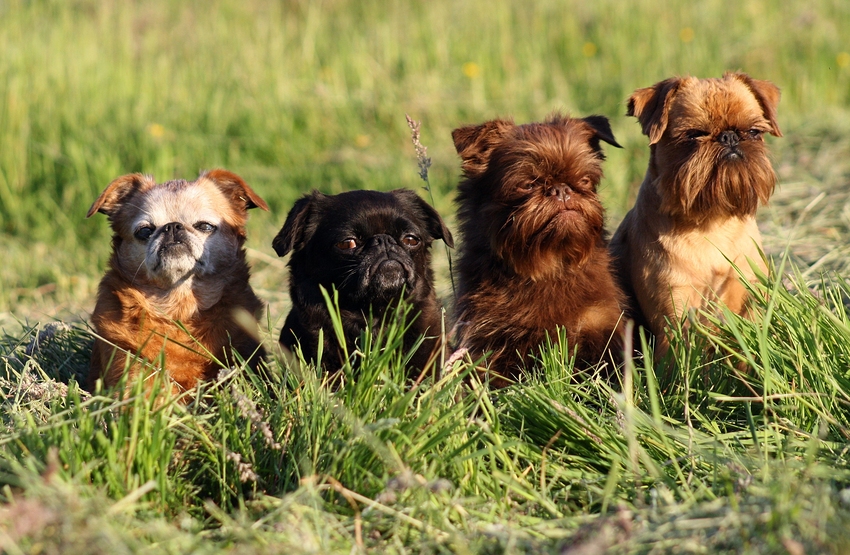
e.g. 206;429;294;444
609;73;781;354
452;114;627;384
87;170;268;395
273;189;453;375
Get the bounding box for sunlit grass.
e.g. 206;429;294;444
4;267;850;552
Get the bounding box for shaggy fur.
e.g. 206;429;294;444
609;72;782;352
452;114;627;384
273;189;453;375
87;170;268;394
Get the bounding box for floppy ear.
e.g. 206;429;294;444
728;72;783;137
451;119;514;178
580;115;623;156
87;173;156;218
272;192;324;257
390;189;454;248
627;77;683;145
201;169;270;212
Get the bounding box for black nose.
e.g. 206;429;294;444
162;222;185;242
546;184;573;201
718;130;740;147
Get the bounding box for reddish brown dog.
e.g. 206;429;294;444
610;73;782;354
452;114;627;384
87;169;268;394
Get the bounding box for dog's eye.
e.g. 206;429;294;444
747;128;763;139
685;129;709;140
518;178;539;191
194;222;217;233
402;235;421;248
335;239;358;251
134;226;154;241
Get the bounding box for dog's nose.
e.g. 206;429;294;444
367;234;397;249
546;184;572;201
718;130;740;147
162;222;185;241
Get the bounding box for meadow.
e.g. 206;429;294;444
2;0;850;552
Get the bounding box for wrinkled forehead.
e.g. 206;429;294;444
136;181;233;225
670;78;766;130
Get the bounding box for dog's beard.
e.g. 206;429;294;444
656;140;776;221
145;239;205;287
490;196;604;279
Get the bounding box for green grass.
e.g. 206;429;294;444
4;269;850;553
3;0;850;552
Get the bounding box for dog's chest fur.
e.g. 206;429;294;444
660;216;763;293
455;247;624;370
90;267;263;393
622;191;766;332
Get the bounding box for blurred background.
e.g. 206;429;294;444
1;0;849;327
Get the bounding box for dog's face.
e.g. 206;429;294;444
88;170;268;290
272;189;453;309
628;72;782;220
453;114;621;278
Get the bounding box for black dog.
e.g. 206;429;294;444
272;189;454;374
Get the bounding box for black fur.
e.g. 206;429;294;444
273;189;453;374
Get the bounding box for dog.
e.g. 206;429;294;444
87;169;268;394
451;114;627;384
272;189;454;375
609;72;782;353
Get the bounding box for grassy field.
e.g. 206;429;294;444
3;0;850;552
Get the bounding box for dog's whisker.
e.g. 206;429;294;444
130;259;146;286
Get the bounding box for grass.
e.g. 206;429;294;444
5;269;850;553
3;0;850;552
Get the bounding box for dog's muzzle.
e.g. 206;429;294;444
373;259;407;292
156;222;190;252
362;234;414;299
718;130;744;161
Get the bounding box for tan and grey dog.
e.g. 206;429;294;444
87;169;268;394
610;72;782;353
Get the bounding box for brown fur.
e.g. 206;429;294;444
610;73;782;353
452;114;627;384
87;169;268;395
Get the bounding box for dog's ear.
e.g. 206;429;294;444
201;169;270;212
452;119;514;177
391;189;454;248
727;72;783;137
580;115;623;155
627;77;683;145
272;192;324;257
87;173;156;218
